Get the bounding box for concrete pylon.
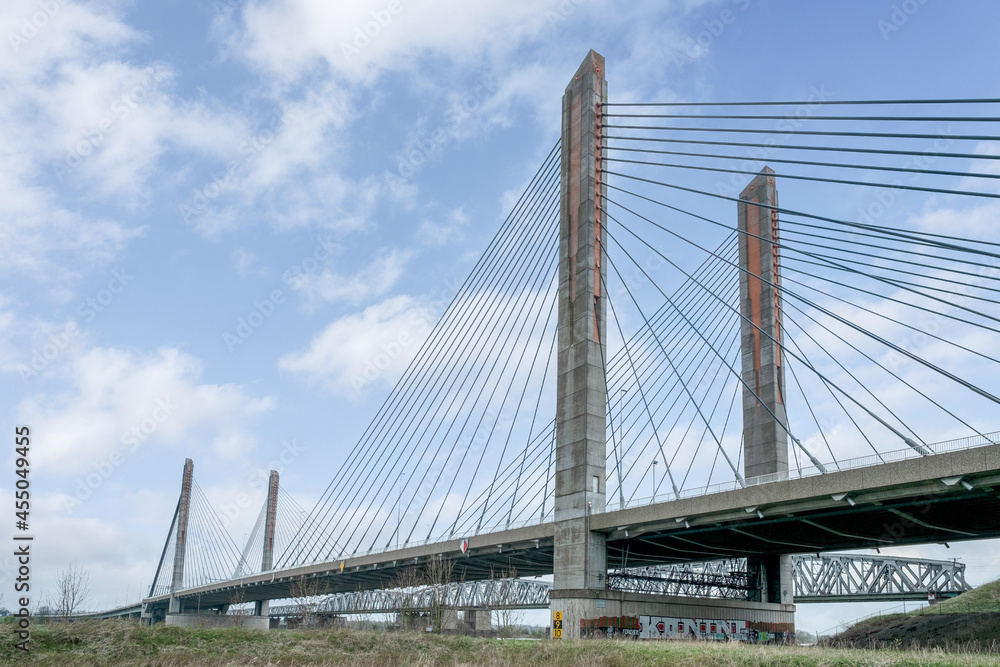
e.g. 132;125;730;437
738;168;793;605
169;458;194;614
255;470;279;617
550;49;608;637
738;167;788;480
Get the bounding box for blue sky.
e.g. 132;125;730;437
1;0;998;632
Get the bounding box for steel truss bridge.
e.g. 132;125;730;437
257;554;969;617
114;51;1000;632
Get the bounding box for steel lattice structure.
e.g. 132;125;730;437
266;578;552;616
607;555;970;603
260;554;970;616
792;554;971;602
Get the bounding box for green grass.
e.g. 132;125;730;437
1;621;998;666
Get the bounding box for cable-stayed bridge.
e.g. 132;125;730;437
132;51;1000;637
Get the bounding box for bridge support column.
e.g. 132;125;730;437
551;49;608;639
168;458;194;615
738;167;793;607
254;469;279;617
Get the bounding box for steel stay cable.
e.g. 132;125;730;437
149;498;180;597
785;357;838;468
781;294;987;440
505;306;559;529
348;201;562;555
611;286;739;487
607;257;740;464
424;267;558;540
778;228;1000;286
703;369;743;490
282;144;561;565
610;278;739;481
192;483;241;579
291;161;562;564
604;123;1000;143
604;143;1000;183
188;487;221;583
605;207;875;465
780;253;1000;334
297;160;561;561
602;232;748;485
604;184;1000;336
784;253;1000;305
603;185;1000;363
449;422;555;535
605;133;1000;167
189;490;222;584
781;305;928;447
353;198;562;554
605;205;993;451
603;243;739;398
609;180;1000;391
473;431;557;532
603;275;683;499
604;173;1000;260
603;246;740;449
779;269;1000;366
343;212;560;555
602;98;1000;107
613;291;740;492
604;155;1000;200
676;343;742;494
604;112;1000;122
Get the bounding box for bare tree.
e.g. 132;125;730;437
290;575;329;628
490;565;522;638
55;563;91;621
227;586;251;628
424;555;456;633
388;566;426;632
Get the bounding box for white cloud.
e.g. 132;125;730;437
233;0;567;84
417;207;469;246
279;294;434;395
287;248;412;306
18;346;275;473
0;1;251;284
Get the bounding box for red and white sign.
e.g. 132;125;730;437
460;539;469;554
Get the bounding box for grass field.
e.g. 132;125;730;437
2;621;999;667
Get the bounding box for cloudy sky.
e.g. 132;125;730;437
1;0;998;633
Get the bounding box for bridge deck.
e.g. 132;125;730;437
145;442;1000;611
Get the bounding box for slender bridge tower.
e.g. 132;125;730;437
550;49;609;627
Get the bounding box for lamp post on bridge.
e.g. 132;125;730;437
651;459;657;503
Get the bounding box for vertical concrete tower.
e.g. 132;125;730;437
550;51;608;634
169;458;194;614
738;167;792;605
254;470;279;617
738;167;788;480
